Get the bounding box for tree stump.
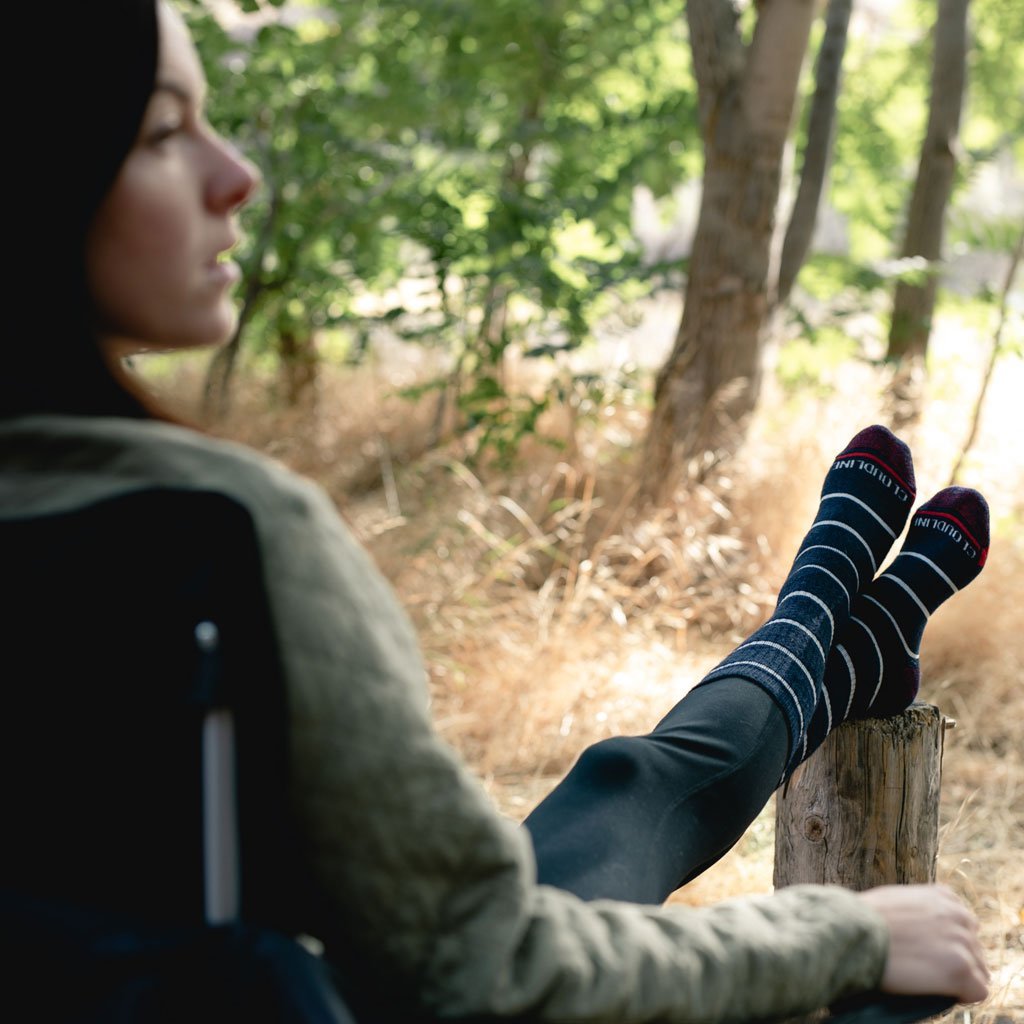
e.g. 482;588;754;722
774;702;949;891
774;704;952;1023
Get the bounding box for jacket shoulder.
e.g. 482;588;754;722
0;414;325;525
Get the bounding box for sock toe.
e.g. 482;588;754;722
918;486;990;564
838;424;917;498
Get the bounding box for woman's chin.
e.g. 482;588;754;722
101;312;239;358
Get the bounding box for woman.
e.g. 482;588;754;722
0;2;990;1020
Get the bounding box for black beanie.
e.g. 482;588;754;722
5;0;161;418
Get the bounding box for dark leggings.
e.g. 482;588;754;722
523;678;790;905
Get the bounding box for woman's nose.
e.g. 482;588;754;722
207;132;261;213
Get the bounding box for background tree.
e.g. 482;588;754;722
642;0;817;499
885;0;972;428
776;0;854;307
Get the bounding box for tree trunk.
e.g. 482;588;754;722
776;0;853;306
775;703;947;890
642;0;816;499
886;0;971;429
277;331;319;407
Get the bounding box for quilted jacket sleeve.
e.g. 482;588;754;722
246;467;890;1024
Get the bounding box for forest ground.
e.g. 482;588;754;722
159;298;1023;1021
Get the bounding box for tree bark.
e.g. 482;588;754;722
886;0;971;429
774;704;946;890
776;0;854;306
277;330;319;407
642;0;816;499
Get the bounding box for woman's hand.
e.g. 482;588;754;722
857;884;989;1003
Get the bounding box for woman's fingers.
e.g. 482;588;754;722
856;884;989;1004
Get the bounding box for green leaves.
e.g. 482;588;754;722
178;0;1020;455
180;0;693;456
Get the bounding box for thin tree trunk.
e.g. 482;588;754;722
277;330;319;407
886;0;971;429
776;0;853;306
474;94;543;402
642;0;816;499
949;224;1023;485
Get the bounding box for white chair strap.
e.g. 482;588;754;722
196;621;240;926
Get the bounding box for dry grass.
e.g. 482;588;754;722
151;326;1023;1018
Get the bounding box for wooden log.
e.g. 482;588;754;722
774;702;949;891
774;705;953;1024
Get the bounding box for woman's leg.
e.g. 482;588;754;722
526;425;919;904
524;677;788;905
527;486;992;907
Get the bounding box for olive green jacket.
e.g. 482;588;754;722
0;414;889;1023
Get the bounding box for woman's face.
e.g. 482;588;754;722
86;1;259;356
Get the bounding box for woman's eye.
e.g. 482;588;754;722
148;122;183;145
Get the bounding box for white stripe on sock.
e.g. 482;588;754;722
864;595;920;659
772;618;827;664
900;550;959;594
825;492;897;538
821;687;834;735
880;572;930;620
789;564;851;608
796;544;861;590
851;617;884;708
736;640;817;694
836;644;857;719
809;520;877;574
779;590;836;642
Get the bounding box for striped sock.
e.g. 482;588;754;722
799;486;990;763
696;426;916;775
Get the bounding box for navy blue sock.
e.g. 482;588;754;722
697;426;916;775
799;486;990;762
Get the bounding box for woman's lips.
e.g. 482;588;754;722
206;257;241;286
